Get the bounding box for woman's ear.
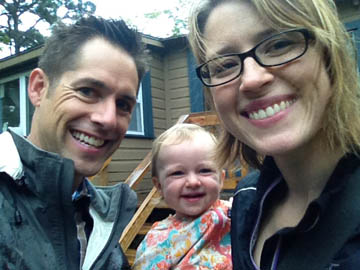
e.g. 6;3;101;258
28;68;49;107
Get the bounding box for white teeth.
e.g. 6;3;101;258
280;101;286;110
265;106;275;117
249;99;296;120
71;131;105;147
274;104;281;113
258;109;266;119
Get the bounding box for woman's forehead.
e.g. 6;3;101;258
203;1;273;59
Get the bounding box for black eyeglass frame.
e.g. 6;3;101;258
196;28;312;87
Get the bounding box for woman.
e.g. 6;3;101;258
188;0;360;269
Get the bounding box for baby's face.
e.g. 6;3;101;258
154;134;223;219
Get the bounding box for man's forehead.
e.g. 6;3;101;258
76;37;132;67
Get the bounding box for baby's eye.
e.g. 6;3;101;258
199;168;214;174
170;170;184;177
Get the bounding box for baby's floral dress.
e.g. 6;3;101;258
132;199;232;270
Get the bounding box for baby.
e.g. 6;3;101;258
133;123;232;270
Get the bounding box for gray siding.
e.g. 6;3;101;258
164;49;191;126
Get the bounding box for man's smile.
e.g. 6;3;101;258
71;130;105;147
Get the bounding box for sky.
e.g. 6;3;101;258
0;0;193;58
91;0;192;37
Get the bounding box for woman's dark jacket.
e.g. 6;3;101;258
231;155;360;270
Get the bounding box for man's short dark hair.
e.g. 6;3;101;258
38;16;148;88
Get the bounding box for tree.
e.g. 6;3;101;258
0;0;96;55
144;0;191;37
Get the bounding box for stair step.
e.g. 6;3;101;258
138;223;152;235
126;248;136;266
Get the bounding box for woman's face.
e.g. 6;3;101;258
203;1;332;158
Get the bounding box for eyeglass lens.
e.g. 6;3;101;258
199;30;308;87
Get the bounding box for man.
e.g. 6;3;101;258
0;16;147;269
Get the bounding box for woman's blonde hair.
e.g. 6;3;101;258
188;0;360;169
151;123;218;177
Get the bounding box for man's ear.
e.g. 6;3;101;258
28;68;49;107
152;176;163;197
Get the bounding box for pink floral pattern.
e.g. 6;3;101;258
133;200;232;270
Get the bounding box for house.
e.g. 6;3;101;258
1;1;359;204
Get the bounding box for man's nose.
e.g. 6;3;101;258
90;100;118;129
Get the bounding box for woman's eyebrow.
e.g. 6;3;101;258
206;28;279;59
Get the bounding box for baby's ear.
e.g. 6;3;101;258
220;169;226;188
152;177;163;196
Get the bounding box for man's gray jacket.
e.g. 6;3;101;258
0;130;137;269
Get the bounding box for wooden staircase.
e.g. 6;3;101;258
92;112;248;266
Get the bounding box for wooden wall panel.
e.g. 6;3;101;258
99;45;193;204
164;49;191;127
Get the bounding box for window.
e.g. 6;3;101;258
346;19;360;72
0;72;33;135
0;71;154;138
187;49;205;113
126;71;154;138
127;84;144;135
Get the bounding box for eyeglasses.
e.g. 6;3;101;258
196;29;312;87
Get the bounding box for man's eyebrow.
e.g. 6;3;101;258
72;78;107;89
72;77;137;102
120;94;137;104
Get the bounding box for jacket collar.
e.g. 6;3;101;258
0;130;24;180
256;153;360;231
4;129;75;206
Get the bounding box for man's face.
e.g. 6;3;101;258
28;38;139;182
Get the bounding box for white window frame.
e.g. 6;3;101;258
126;83;145;136
0;71;31;136
0;72;146;137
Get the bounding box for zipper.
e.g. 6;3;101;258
270;235;282;270
88;187;127;270
249;177;282;269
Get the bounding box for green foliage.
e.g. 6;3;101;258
144;0;191;37
0;0;96;55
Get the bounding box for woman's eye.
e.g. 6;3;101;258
263;39;295;55
209;59;239;77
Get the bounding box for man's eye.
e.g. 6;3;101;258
116;99;132;112
78;87;96;97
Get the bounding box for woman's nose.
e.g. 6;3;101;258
239;57;274;94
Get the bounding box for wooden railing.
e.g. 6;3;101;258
119;111;240;253
92;112;247;260
124;111;219;189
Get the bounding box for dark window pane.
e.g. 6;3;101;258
0;79;20;132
